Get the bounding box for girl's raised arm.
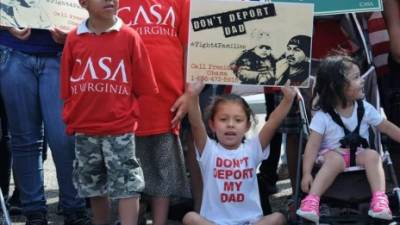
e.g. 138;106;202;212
187;82;208;155
258;84;297;149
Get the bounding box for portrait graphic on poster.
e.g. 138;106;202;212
0;0;87;31
187;1;313;87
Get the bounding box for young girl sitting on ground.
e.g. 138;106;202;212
297;55;400;223
182;81;296;225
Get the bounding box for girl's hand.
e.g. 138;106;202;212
50;27;67;44
186;81;205;97
301;173;313;193
280;81;297;102
9;27;31;40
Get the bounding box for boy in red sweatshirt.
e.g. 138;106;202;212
60;0;158;224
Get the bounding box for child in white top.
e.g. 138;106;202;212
297;55;400;223
182;82;296;225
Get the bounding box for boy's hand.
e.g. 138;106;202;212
301;173;313;193
9;27;31;40
50;27;67;44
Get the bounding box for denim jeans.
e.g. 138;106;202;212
0;96;11;200
0;45;85;214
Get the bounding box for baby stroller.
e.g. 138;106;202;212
289;13;400;225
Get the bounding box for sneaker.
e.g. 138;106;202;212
368;192;392;220
25;212;48;225
296;194;320;223
64;210;91;225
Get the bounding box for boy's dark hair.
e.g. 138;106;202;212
205;93;256;125
312;55;360;112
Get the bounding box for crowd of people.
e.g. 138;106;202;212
1;0;400;225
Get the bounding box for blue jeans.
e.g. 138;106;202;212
0;45;85;214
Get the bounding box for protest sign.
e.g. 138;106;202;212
187;1;313;87
0;0;87;31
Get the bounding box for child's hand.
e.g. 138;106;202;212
50;27;67;44
301;173;313;193
9;27;31;40
280;81;297;102
186;81;205;97
170;82;204;128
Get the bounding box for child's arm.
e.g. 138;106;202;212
258;84;297;149
377;119;400;143
187;82;208;155
301;130;323;193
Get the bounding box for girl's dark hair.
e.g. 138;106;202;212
312;55;359;112
205;94;256;126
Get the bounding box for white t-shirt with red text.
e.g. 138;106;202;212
197;137;269;225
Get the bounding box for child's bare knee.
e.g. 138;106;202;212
272;212;287;225
324;151;345;170
182;211;200;225
261;212;286;225
364;150;381;164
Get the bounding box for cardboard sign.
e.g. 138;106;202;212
0;0;87;31
187;1;313;87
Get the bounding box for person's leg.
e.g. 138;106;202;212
297;151;345;223
75;134;109;224
150;197;169;225
103;133;144;225
136;133;190;224
0;48;47;216
0;96;11;201
184;131;202;212
118;197;140;225
118;198;139;225
90;196;110;225
285;133;299;191
38;55;86;215
308;151;345;196
356;150;385;192
255;212;286;225
356;149;392;220
182;212;214;225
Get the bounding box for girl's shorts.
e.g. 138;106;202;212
317;148;365;168
135;133;190;198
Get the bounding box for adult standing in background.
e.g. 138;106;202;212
382;0;400;179
0;26;89;225
118;1;191;225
